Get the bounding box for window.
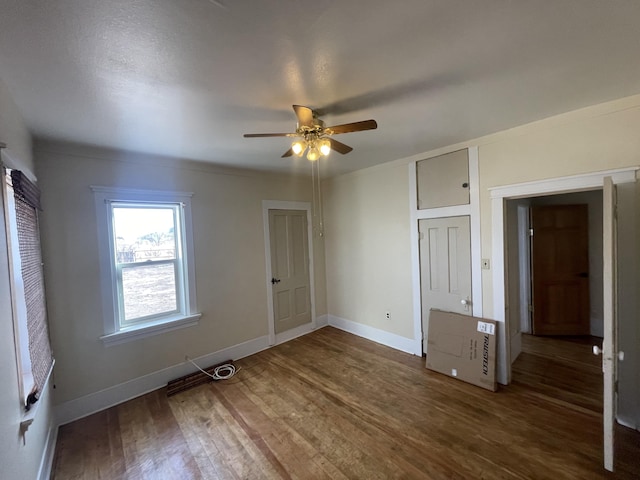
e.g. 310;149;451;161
92;187;200;345
2;167;54;416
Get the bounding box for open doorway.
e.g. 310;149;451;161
490;168;640;472
506;190;604;364
506;189;606;413
499;179;640;472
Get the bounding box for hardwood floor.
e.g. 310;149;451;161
52;328;640;479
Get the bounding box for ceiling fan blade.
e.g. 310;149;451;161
243;133;292;138
329;138;353;155
293;105;315;127
281;148;294;158
327;119;377;134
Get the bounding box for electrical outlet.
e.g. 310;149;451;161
481;258;491;270
385;311;391;319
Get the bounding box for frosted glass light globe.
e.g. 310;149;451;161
319;138;331;156
307;147;320;161
291;140;306;156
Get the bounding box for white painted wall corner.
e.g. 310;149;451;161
316;314;329;328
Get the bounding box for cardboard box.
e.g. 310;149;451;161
425;309;497;392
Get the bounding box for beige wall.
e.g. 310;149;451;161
323;94;640;426
323;162;414;339
0;78;55;480
35;141;327;404
477;95;640;316
0;80;32;170
325;94;640;331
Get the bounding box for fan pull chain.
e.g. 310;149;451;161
310;159;324;238
316;158;324;237
311;158;317;228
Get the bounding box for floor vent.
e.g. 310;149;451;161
167;359;235;396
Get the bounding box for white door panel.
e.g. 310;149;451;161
419;216;472;353
600;177;617;472
269;210;311;334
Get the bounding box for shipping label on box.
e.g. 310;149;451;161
425;309;497;391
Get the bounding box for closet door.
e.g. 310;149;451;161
416;149;469;209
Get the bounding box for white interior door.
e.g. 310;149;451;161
269;209;311;334
599;176;618;472
419;216;472;354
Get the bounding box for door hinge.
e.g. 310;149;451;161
528;304;533;312
529;228;534;237
419;231;424;240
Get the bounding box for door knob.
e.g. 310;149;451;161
271;277;281;284
593;346;625;361
460;297;471;311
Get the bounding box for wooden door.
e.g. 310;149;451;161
418;216;472;354
531;204;590;335
269;210;311;334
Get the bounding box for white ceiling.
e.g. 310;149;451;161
1;0;640;176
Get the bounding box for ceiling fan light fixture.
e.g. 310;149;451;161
244;104;377;160
307;146;320;161
291;139;306;156
318;138;331;156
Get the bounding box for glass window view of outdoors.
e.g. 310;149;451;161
112;205;181;324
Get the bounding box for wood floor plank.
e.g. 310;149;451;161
210;380;342;480
117;389;201;479
169;388;237;479
52;328;640;479
52;408;126;479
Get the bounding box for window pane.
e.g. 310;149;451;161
113;207;177;264
122;263;177;321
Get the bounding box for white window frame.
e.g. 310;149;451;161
2;161;56;433
92;187;200;346
2;171;35;404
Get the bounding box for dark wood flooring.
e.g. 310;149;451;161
51;327;640;479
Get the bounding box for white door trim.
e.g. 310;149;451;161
409;147;483;356
517;204;532;334
602;176;616;472
490;167;638;385
262;200;316;346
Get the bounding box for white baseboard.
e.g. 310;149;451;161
328;314;421;355
55;334;271;426
38;422;58;480
617;415;639;432
274;315;329;345
316;314;329;328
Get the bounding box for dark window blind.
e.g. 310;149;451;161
11;170;53;396
11;170;41;210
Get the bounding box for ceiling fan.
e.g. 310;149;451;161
243;105;377;161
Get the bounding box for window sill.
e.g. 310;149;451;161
100;313;201;347
21;359;55;435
